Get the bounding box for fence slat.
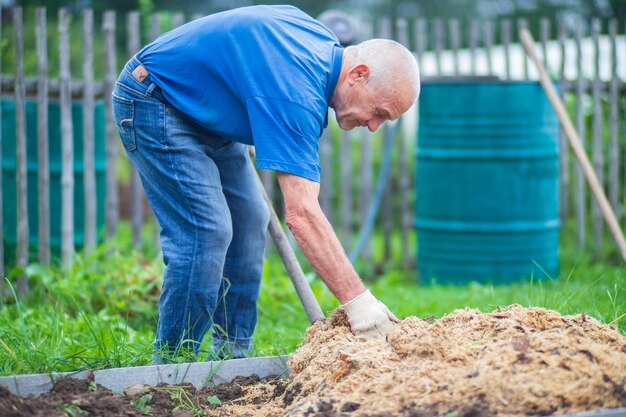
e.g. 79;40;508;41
172;12;185;28
397;123;411;268
382;125;392;260
127;11;143;247
36;8;50;265
14;7;29;295
378;16;391;40
501;19;511;79
150;12;162;255
151;12;161;41
379;18;393;259
574;19;586;248
608;19;620;222
59;8;74;265
104;11;118;238
540;18;550;73
518;18;529;79
558;19;570;223
340;130;352;249
484;20;494;75
358;128;372;261
414;18;426;75
396;22;412;268
591;18;604;255
449;19;460;75
470;19;479;75
83;9;96;252
0;6;4;284
434;19;444;75
319;127;333;222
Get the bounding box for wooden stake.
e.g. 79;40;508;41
520;28;626;264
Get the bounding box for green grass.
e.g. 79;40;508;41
0;220;624;376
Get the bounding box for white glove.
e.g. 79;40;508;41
342;290;399;341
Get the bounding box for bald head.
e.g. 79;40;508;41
346;39;420;104
329;38;420;131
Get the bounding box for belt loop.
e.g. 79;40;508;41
146;82;157;96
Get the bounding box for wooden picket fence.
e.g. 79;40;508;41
1;7;625;295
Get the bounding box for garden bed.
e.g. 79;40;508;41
1;305;625;416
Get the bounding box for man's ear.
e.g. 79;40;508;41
346;64;370;86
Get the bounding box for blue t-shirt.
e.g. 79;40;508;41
137;5;343;182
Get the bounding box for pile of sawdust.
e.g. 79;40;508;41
216;304;626;417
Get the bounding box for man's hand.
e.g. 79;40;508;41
342;290;400;341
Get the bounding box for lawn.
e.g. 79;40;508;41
0;220;624;376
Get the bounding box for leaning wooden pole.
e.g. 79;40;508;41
520;29;626;264
249;148;324;324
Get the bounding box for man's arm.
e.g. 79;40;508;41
277;172;365;304
277;172;398;340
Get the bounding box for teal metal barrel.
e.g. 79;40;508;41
415;81;559;284
2;98;106;261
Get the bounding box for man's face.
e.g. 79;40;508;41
333;87;400;132
330;65;411;132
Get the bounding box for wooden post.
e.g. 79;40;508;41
574;19;586;248
608;19;620;222
104;11;118;239
449;19;460;75
501;19;512;79
520;29;626;264
14;7;29;295
127;11;143;247
484;20;494;75
82;9;96;252
558;19;569;224
340;130;352;249
591;18;604;255
36;8;50;266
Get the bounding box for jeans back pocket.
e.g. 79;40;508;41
112;93;137;152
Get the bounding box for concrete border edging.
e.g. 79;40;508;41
0;355;289;397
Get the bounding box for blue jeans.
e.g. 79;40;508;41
112;56;269;362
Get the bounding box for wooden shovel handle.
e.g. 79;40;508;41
249;147;326;324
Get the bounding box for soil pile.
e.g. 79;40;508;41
223;304;626;417
1;305;625;416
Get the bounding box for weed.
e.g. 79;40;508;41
207;395;222;405
164;386;204;417
130;393;154;415
60;400;89;417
